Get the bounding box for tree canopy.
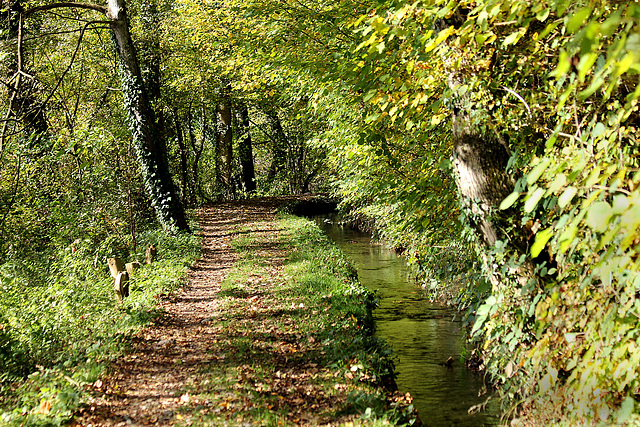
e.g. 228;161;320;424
1;0;640;423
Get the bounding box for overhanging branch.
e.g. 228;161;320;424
25;2;108;17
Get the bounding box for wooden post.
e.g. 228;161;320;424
125;261;141;277
114;271;129;302
107;257;125;278
108;257;130;302
145;244;157;264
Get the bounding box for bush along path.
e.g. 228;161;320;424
73;200;418;426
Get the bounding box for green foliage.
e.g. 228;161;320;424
328;0;640;423
0;226;200;425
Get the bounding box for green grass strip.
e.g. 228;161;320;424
182;214;417;426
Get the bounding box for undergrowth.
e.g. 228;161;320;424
0;226;200;426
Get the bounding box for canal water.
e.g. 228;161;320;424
315;218;500;426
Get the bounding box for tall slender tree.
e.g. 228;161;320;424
215;86;233;195
236;103;256;193
22;0;189;231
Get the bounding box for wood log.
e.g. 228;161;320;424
145;244;157;264
125;261;141;277
114;271;130;302
107;257;125;279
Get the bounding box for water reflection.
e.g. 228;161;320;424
315;218;499;426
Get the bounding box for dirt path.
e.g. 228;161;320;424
73;201;279;426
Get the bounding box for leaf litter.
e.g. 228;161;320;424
72;199;417;426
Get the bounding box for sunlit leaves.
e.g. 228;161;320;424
338;0;640;423
499;191;519;210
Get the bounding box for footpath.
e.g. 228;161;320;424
72;199;417;426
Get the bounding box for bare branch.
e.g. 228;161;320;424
0;78;16;92
25;2;108;17
24;23;108;41
35;21;103;125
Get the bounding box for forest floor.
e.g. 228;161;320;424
71;199;413;426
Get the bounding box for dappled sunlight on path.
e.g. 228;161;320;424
72;202;274;426
71;198;390;426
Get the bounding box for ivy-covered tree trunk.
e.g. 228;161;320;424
237;104;256;193
107;0;189;231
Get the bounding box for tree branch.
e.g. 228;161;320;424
25;2;108;17
34;21;104;123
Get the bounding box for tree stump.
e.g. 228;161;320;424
145;244;157;264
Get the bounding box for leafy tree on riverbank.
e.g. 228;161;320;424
320;0;640;423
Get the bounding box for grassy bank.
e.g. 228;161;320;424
0;227;200;426
181;213;417;426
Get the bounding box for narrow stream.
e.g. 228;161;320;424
315;218;499;426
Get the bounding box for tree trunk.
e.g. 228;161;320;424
237;103;256;193
450;108;542;292
138;2;167;159
265;110;287;186
451;113;512;246
191;112;207;204
216;97;233;195
172;113;190;203
107;0;189;231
